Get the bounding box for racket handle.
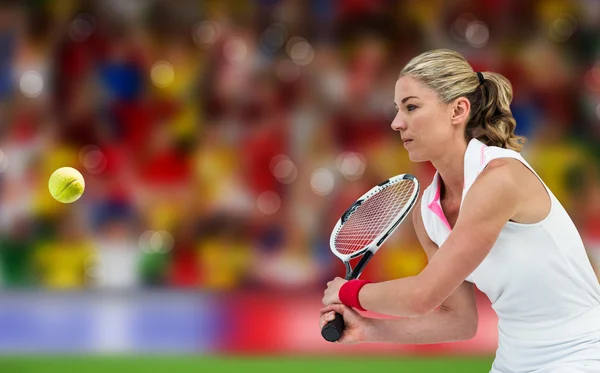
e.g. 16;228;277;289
321;312;344;342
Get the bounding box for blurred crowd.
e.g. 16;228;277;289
0;0;599;292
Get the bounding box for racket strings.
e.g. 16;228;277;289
334;180;415;256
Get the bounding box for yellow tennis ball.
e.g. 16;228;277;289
48;167;85;203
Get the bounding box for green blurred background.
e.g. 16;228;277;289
0;0;599;372
0;356;495;373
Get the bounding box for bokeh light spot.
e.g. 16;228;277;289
465;21;489;48
311;168;335;196
150;61;174;88
257;191;281;215
19;71;43;97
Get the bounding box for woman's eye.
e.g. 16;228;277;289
407;104;417;112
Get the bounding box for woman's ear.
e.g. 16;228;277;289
450;97;471;127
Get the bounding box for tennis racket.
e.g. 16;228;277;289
321;173;420;342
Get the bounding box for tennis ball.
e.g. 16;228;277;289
48;167;85;203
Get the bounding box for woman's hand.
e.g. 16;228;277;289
322;277;347;306
319;303;374;344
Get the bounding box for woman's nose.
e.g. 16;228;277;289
390;114;407;131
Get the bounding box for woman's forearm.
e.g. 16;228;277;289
359;276;429;317
364;309;477;344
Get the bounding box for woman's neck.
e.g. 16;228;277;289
431;140;468;201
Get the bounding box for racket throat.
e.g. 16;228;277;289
344;262;352;279
347;251;374;280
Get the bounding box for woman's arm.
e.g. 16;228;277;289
320;194;480;343
368;195;479;342
322;159;523;318
321;284;477;344
367;283;477;343
321;199;480;343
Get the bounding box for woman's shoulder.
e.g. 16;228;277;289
479;157;524;185
473;157;540;210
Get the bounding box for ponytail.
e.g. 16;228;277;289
464;72;526;151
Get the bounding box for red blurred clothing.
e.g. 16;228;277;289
169;243;201;288
139;148;191;186
112;100;177;152
333;115;388;151
95;144;132;200
338;0;386;16
241;123;285;194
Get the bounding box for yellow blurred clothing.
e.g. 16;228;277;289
50;0;79;21
197;238;250;290
153;56;199;98
537;0;580;25
526;141;586;209
380;242;428;280
152;52;204;140
364;138;416;179
143;189;193;231
34;240;95;289
171;103;203;141
404;0;445;30
195;142;244;209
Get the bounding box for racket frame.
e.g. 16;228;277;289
329;173;420;280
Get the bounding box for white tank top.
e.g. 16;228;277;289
421;138;600;372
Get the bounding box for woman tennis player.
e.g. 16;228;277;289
320;49;600;372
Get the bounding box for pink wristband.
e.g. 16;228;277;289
339;279;372;311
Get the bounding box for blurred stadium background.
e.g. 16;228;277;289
0;0;599;372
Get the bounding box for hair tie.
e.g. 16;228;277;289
477;72;485;86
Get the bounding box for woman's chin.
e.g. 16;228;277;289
407;151;426;163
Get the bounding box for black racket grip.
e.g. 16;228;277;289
321;312;345;342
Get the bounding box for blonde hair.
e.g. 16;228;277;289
400;49;526;152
